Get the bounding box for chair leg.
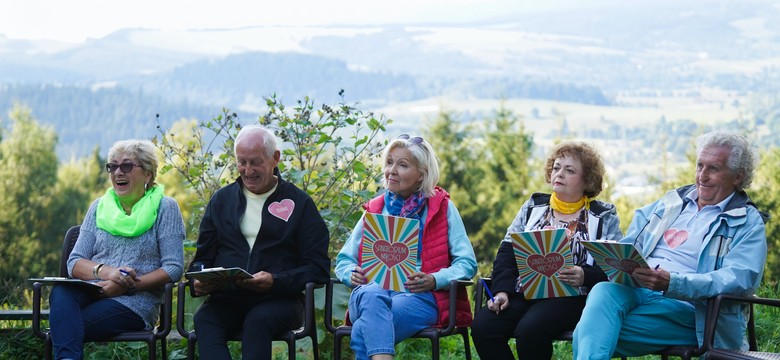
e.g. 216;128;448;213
161;338;168;360
461;330;472;360
46;336;53;360
311;334;320;360
287;338;295;360
431;337;440;360
334;334;344;360
188;336;197;360
149;339;157;360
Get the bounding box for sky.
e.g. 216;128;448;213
0;0;574;43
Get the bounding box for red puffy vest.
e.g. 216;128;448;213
363;187;473;328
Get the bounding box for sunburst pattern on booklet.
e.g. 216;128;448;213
511;228;579;299
361;213;419;292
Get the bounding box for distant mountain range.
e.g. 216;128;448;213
0;0;778;159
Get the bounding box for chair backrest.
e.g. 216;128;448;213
59;225;81;277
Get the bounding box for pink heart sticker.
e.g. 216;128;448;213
663;228;689;249
372;240;410;268
268;199;295;222
604;258;641;274
527;253;565;278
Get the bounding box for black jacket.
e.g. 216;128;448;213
191;171;330;296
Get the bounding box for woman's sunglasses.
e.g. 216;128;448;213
105;162;141;174
398;134;424;145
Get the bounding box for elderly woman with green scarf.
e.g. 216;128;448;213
49;139;185;360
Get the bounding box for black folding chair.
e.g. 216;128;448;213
705;293;776;360
32;225;174;360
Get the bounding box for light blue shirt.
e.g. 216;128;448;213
647;189;735;274
335;201;477;290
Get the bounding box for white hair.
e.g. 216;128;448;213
696;131;756;191
381;137;440;198
234;125;278;157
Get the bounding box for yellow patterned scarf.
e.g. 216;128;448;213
550;192;590;214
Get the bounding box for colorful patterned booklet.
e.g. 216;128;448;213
510;228;579;299
361;213;420;292
29;277;103;295
185;267;253;285
581;240;650;287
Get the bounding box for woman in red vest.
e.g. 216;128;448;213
470;141;623;359
334;134;477;360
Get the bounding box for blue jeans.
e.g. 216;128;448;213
573;282;697;359
50;285;144;360
348;283;438;360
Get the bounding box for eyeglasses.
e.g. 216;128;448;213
398;134;424;145
105;162;142;174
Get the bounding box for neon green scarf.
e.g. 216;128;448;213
96;185;164;237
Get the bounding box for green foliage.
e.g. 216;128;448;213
0;329;45;359
155;95;390;257
468;105;534;266
0;105;62;303
154;110;240;240
754;282;780;352
423;105;534;270
260;94;390;254
752;147;780;282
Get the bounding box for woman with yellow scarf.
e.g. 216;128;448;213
471;141;623;359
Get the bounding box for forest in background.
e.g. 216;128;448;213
1;93;778;308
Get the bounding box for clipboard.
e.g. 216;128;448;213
581;240;650;287
185;267;253;284
29;277;103;294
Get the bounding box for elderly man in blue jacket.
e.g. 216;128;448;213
573;131;768;359
189;125;330;360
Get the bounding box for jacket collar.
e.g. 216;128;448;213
675;184;768;224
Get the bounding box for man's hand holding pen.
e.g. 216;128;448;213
632;264;670;291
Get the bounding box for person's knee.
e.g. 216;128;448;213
585;282;625;306
588;281;613;296
245;302;303;335
351;284;390;309
50;285;75;303
513;320;547;343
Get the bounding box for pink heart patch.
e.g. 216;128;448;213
373;240;410;268
604;258;641;274
268;199;295;222
663;228;689;249
527;253;565;278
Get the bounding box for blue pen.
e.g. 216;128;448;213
480;278;495;303
654;264;660;271
119;269;130;276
